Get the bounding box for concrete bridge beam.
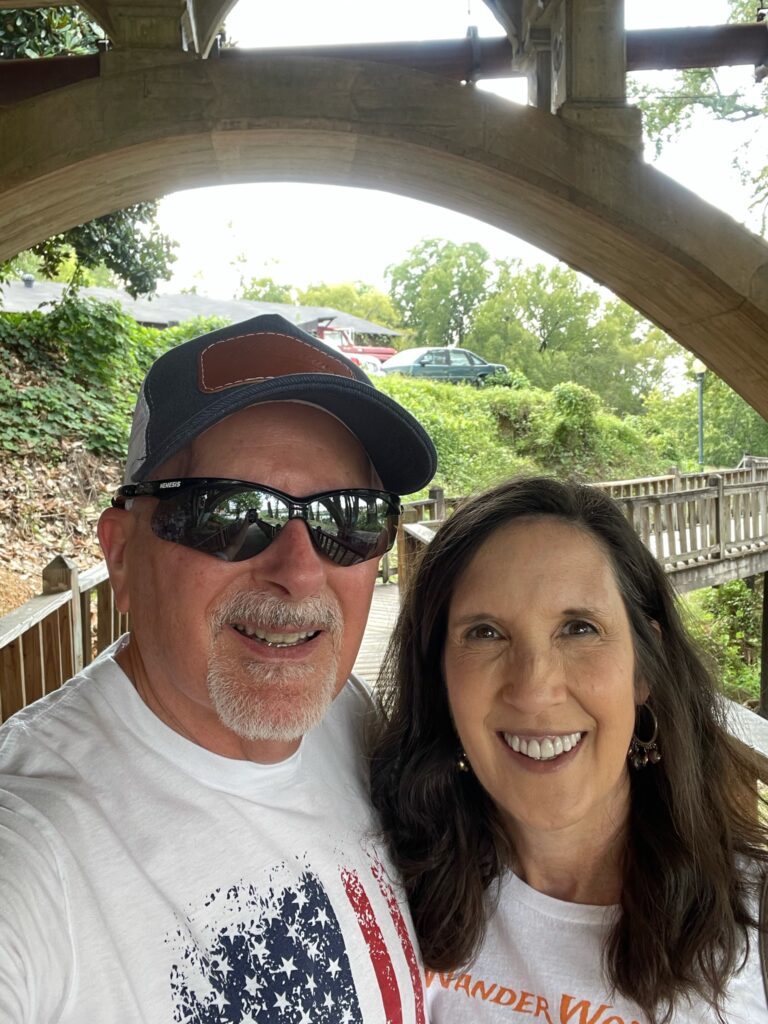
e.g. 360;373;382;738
0;56;767;416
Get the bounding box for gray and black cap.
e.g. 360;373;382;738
124;313;437;495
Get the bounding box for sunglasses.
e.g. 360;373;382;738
112;478;402;567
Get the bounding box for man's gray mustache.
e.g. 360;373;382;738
211;592;344;635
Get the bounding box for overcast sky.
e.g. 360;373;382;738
154;0;763;298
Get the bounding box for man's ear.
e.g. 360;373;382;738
97;507;132;614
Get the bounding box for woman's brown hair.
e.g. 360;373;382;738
369;476;768;1024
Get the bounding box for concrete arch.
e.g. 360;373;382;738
2;54;768;413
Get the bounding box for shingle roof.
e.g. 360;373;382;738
0;279;400;337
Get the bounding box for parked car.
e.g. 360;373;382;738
349;352;384;376
379;346;508;385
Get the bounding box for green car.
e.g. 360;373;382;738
380;346;508;385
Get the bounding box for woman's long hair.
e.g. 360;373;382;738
369;477;768;1024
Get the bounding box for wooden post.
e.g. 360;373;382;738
760;569;768;720
667;466;680;491
42;555;84;676
396;507;420;587
428;486;445;521
707;475;727;558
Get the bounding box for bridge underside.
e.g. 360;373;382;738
1;0;768;418
1;51;767;416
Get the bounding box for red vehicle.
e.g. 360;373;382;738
340;343;397;362
311;323;397;364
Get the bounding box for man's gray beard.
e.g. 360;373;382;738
206;591;344;743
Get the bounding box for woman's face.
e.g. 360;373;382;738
443;517;642;846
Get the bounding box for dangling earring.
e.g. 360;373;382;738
456;750;471;773
628;704;661;770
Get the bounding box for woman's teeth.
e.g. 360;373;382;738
502;732;583;761
233;624;318;647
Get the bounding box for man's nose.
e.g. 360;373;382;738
499;647;567;714
247;517;328;599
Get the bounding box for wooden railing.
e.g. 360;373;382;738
4;463;768;724
0;556;127;723
398;467;768;591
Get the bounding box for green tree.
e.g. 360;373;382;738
468;262;676;415
642;367;768;469
628;0;767;226
0;5;104;56
386;239;491;346
238;276;296;303
297;282;400;328
0;8;176;297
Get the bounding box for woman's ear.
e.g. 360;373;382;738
97;507;133;614
635;620;661;705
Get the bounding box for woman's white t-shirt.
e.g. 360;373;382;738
425;872;766;1024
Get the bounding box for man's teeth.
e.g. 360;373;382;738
232;624;318;647
502;732;583;761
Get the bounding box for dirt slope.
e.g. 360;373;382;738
0;444;121;616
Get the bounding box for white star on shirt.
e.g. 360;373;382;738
274;991;290;1012
315;907;330;927
327;958;341;978
278;956;297;978
245;974;263;996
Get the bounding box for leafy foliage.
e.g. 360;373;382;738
640;368;768;469
297;282;401;330
628;0;768;226
377;374;667;497
387;239;491;347
238;276;296;303
467;262;677;415
686;579;763;702
0;5;104;57
23;203;178;299
0;299;225;461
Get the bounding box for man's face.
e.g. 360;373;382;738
99;402;381;761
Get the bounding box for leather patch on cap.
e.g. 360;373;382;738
198;330;357;393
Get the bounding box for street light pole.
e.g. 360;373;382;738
693;358;707;468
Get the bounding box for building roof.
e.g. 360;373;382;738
0;278;400;337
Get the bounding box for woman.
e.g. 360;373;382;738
370;477;768;1024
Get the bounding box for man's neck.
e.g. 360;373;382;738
115;640;303;764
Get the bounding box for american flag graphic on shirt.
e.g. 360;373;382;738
167;857;425;1024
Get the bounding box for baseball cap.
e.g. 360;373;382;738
124;314;437;494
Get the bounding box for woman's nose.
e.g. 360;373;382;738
499;648;567;713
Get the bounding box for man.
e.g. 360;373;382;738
0;314;436;1022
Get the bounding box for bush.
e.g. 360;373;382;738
685;579;762;703
0;298;229;462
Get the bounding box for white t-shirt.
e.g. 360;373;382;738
425;872;766;1024
0;640;426;1024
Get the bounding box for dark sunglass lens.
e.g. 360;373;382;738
307;494;397;566
151;486;289;562
149;483;398;566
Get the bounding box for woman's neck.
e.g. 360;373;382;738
508;809;628;906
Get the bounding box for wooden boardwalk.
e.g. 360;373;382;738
352;582;401;685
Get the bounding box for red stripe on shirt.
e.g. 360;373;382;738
341;867;403;1024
